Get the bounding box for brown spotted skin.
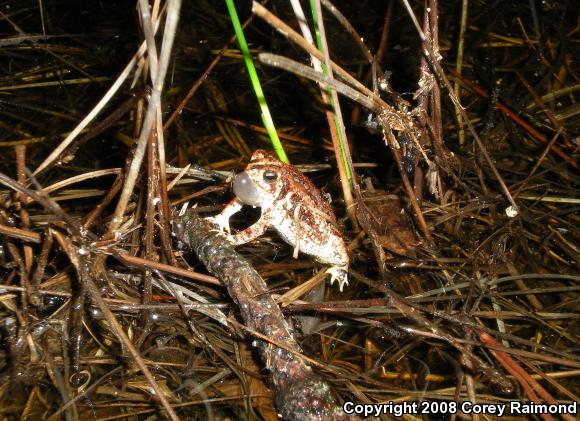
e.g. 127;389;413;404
214;150;349;289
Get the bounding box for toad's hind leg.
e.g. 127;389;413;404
326;265;349;292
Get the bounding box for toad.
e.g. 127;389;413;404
212;150;349;290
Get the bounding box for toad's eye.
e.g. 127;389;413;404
263;170;278;182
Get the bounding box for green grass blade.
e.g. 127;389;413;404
225;0;289;163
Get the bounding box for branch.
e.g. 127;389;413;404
173;213;359;421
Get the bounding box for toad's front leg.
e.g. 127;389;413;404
211;198;243;234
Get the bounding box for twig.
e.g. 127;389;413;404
52;230;181;421
107;0;181;236
32;49;143;176
311;0;357;226
400;1;522;213
451;72;577;169
164;16;254;130
455;0;468;145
